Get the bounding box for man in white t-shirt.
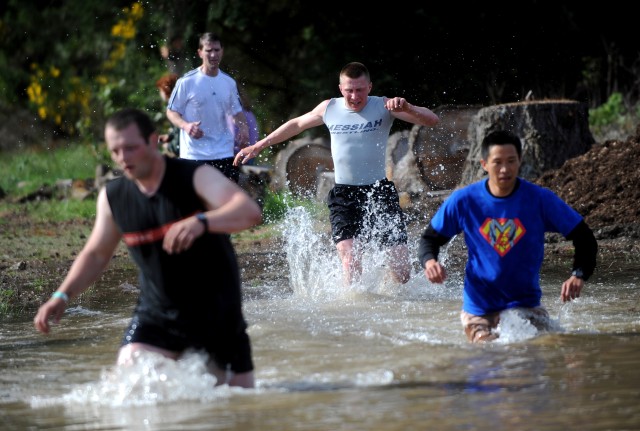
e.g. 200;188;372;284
167;32;249;182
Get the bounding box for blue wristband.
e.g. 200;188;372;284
51;291;69;303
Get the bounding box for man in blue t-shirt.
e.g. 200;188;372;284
418;130;598;342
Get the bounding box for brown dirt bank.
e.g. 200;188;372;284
534;125;640;266
2;128;639;316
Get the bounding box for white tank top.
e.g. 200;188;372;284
323;96;394;185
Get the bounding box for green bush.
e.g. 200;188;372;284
589;92;639;138
261;189;326;224
589;92;626;128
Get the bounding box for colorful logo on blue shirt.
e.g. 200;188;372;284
479;218;526;256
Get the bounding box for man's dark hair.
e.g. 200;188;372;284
340;62;370;81
199;32;223;49
105;108;156;142
481;130;522;160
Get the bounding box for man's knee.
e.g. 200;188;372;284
461;311;500;343
465;324;498;343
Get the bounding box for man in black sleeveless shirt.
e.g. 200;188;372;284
34;108;262;388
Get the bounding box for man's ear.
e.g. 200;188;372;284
480;158;488;172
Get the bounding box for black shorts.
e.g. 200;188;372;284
327;178;408;246
192;157;240;183
121;315;254;373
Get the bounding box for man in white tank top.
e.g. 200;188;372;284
234;62;439;286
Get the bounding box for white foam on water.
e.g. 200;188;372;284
494;308;564;344
281;195;417;302
30;350;237;408
281;205;343;301
494;309;540;343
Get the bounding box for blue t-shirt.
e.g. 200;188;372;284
431;178;582;315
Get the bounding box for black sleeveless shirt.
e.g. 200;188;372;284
106;157;244;332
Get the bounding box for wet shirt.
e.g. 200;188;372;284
323;96;394;185
105;157;244;331
430;178;583;315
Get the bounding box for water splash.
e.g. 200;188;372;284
281;195;415;301
30;350;234;408
281;205;342;300
495;308;563;344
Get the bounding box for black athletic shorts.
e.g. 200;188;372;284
192;157;240;183
327;178;408;246
121;315;254;373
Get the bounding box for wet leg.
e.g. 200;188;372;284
117;342;179;365
386;244;411;284
206;362;255;388
461;311;500;343
336;238;361;286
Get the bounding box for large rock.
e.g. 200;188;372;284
460;100;595;186
272;137;334;197
387;105;480;194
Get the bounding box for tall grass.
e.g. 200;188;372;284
0;143;101;223
0;143;100;196
0;142;324;225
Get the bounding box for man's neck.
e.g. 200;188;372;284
200;65;220;77
486;177;519;198
135;154;166;196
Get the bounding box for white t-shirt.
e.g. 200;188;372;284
168;68;243;160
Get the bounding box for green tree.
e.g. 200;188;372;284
1;1;638;147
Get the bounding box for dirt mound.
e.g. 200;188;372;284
535;126;640;239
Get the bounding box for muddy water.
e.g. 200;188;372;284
1;207;639;430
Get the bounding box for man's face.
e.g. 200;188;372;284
105;123;155;180
339;75;372;111
198;40;223;70
480;144;521;195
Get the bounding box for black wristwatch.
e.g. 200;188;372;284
571;268;584;279
195;213;208;231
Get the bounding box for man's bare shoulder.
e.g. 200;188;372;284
307;99;332;117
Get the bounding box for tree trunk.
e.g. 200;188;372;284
272;137;334;197
387;105;479;194
460;100;595;186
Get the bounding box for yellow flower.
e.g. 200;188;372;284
27;82;43;103
130;2;144;20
